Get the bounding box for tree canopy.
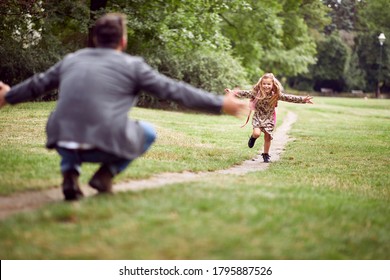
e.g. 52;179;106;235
0;0;388;96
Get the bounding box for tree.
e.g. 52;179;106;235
356;0;389;93
290;0;389;94
312;35;348;92
219;0;327;82
88;0;108;47
0;0;88;85
344;50;366;91
323;0;359;34
1;0;248;96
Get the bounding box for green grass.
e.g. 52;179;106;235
0;102;258;194
0;97;389;259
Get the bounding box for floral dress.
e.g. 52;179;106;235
235;90;306;139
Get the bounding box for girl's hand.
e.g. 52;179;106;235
304;95;313;104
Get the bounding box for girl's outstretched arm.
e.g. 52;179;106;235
304;95;314;104
279;92;314;104
224;88;233;95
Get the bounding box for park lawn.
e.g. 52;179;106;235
0;97;389;259
0;102;258;194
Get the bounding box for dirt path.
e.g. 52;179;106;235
0;112;297;220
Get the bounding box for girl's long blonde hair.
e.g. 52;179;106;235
252;73;284;100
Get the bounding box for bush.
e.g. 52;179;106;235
138;47;249;109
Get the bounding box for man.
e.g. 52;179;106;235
0;13;246;201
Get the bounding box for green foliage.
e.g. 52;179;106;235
0;0;89;85
111;0;250;107
291;35;348;92
138;47;248;109
354;32;388;92
115;0;233;54
220;0;320;80
313;35;348;81
1;0;388;96
147;47;248;92
1;0;251;106
290;0;389;94
344;50;367;91
323;0;359;33
356;0;390;32
299;0;332;32
355;0;390;92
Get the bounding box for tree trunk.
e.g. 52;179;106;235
87;0;108;47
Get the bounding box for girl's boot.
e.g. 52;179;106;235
261;153;271;163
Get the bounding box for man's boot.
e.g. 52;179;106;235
89;165;114;194
62;169;83;201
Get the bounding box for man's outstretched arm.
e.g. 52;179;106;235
0;81;11;109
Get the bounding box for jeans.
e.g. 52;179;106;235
56;121;156;175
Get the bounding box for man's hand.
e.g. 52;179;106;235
0;81;11;109
222;92;247;118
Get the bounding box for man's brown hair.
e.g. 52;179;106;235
93;13;127;48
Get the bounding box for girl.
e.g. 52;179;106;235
225;73;313;163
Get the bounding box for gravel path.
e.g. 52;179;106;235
0;112;297;220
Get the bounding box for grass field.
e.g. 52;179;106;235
0;96;389;259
